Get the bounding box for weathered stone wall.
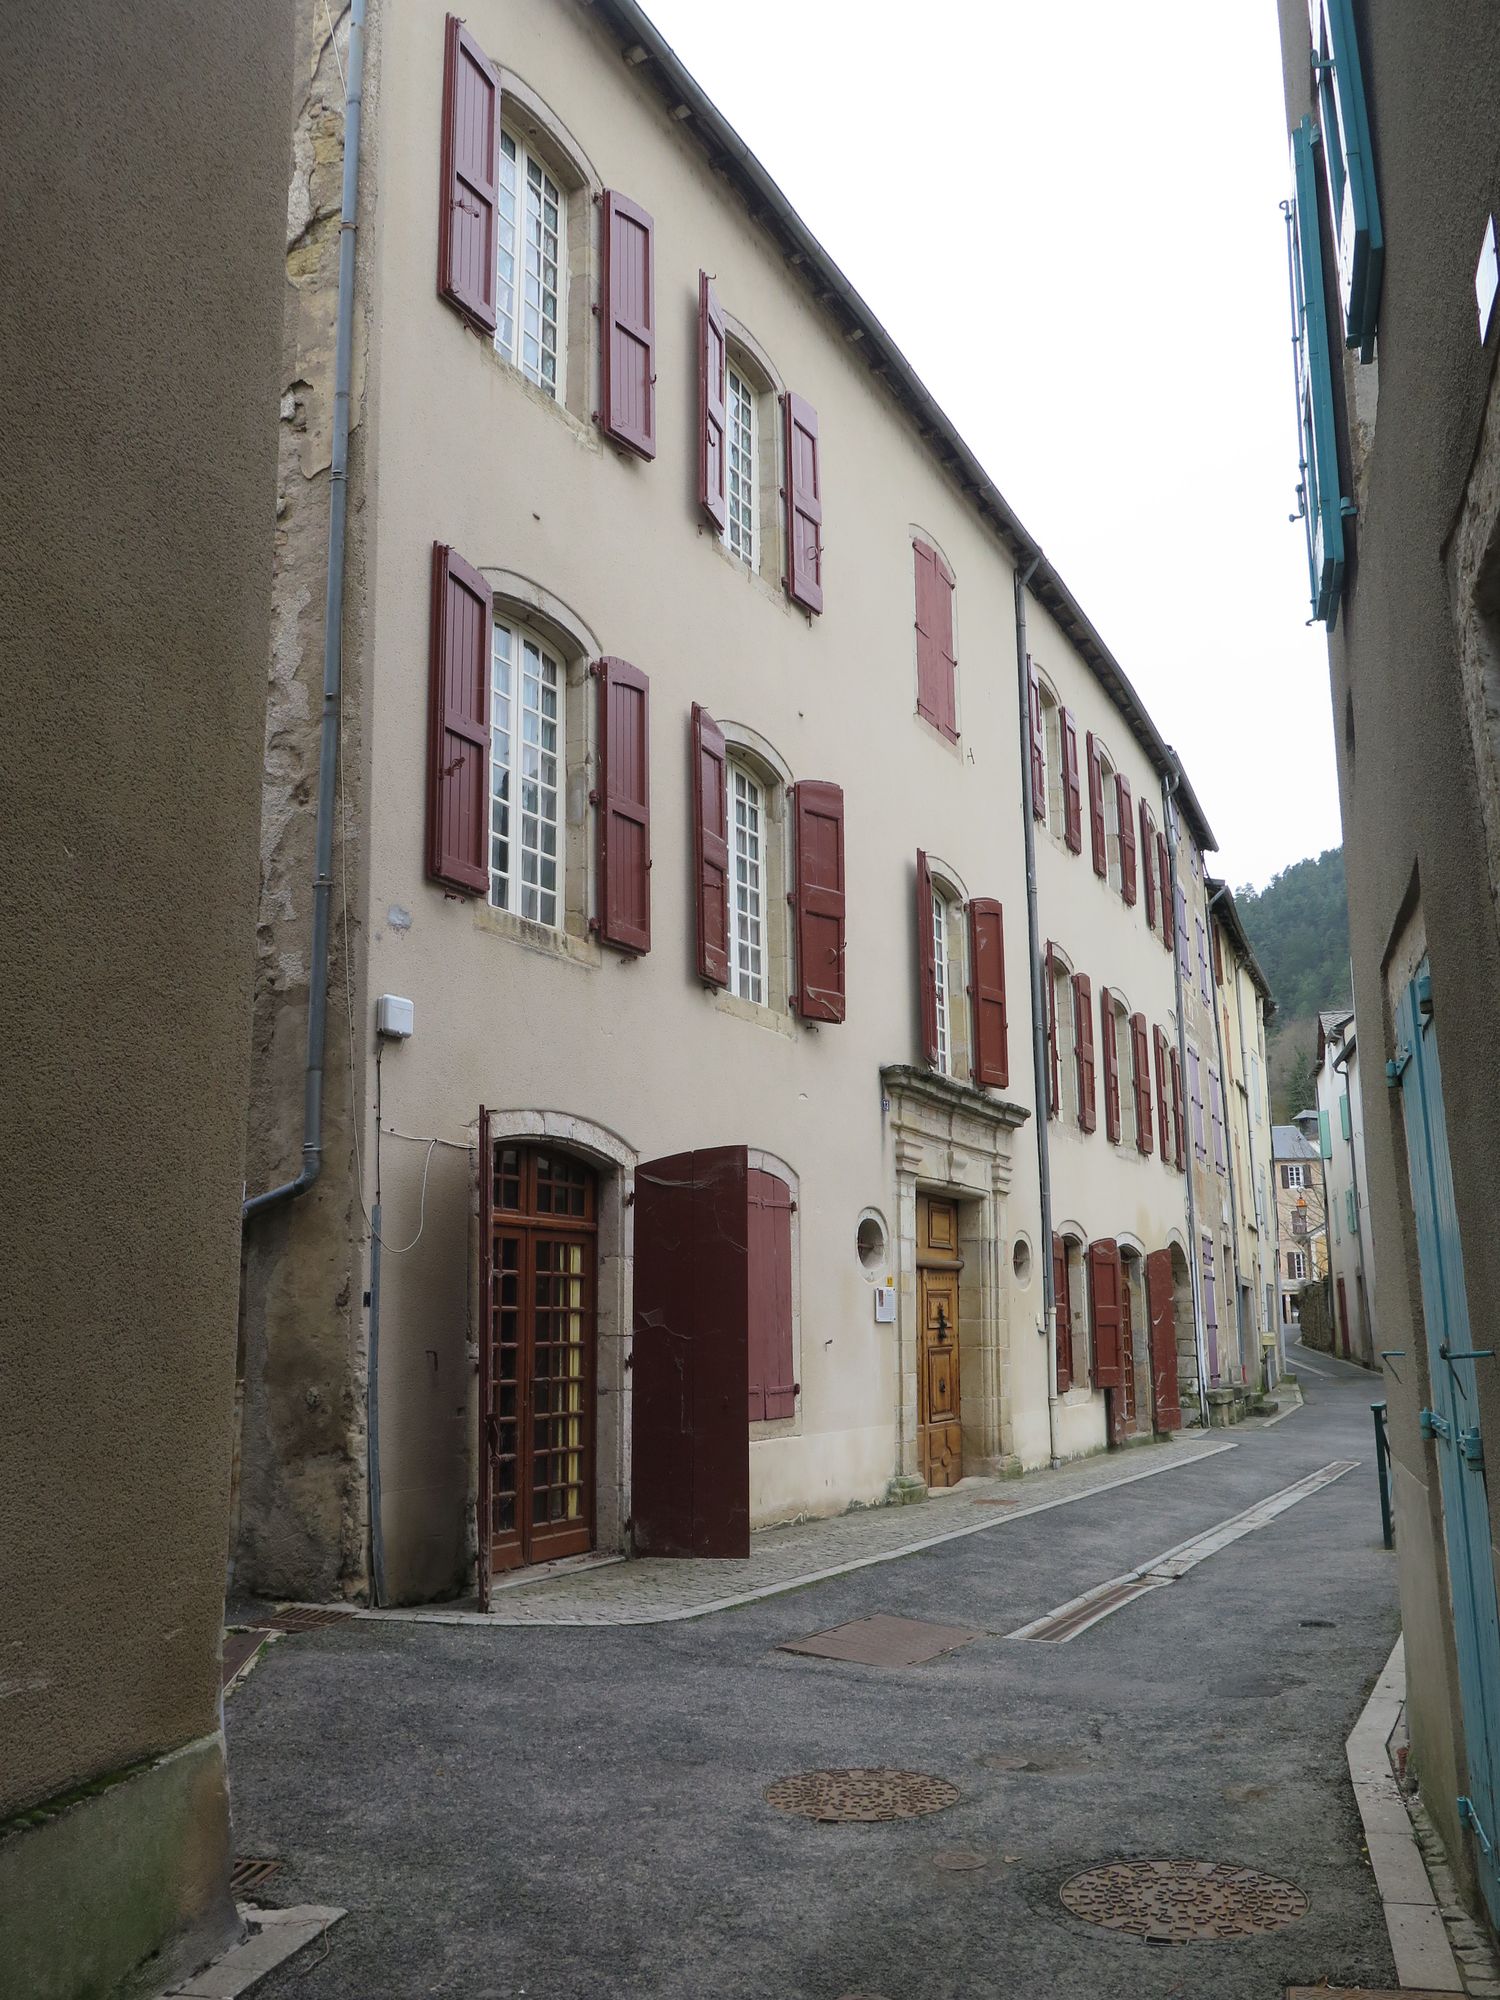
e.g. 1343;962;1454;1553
1297;1278;1335;1356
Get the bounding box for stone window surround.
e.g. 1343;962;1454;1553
715;721;795;1024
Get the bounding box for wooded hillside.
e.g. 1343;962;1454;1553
1236;847;1351;1118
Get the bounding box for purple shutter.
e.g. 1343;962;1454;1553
698;271;727;530
691;704;730;986
596;658;650;953
600;191;656;458
783;393;823;613
427;543;491;894
792;781;845;1021
437;16;499;334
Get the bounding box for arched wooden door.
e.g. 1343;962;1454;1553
479;1130;597;1599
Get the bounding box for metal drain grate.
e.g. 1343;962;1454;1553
764;1768;960;1822
253;1605;354;1633
1061;1859;1308;1941
230;1857;283;1892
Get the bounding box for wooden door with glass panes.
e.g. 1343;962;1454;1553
916;1194;963;1488
480;1138;596;1590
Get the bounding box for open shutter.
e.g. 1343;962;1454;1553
691;704;730;986
1101;988;1120;1143
968;898;1008;1088
1086;732;1107;876
1156;832;1172;950
438;16;499;334
1131;1013;1153;1155
1045;945;1060;1116
1073;972;1096;1132
1117;774;1136;904
698;272;727;529
916;849;938;1065
427;543;491;894
1140;800;1158;929
1052;1234;1073;1393
1061;710;1083;853
913;543;956;738
1153;1027;1172;1159
1089;1239;1124;1389
596;658;650;953
748;1169;795;1422
1027;661;1046;818
783;393;823;613
1170;1047;1186;1169
600;191;656;459
1146;1248;1182;1431
792;780;845;1021
1211;918;1224;987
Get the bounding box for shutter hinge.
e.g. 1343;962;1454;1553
1418;1407;1451;1442
1457;1426;1484;1466
1458;1796;1495;1856
1386;1045;1411;1086
1416;971;1434;1018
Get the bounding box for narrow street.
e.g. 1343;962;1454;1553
228;1356;1401;2000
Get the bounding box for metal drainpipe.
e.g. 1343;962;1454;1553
368;1040;388;1606
1014;555;1062;1470
1162;766;1211;1428
1206;885;1250;1388
243;0;366;1222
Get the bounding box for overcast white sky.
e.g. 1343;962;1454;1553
638;0;1341;892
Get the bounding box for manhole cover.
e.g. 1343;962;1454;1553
230;1857;283;1892
931;1848;993;1871
764;1769;959;1822
1060;1859;1308;1941
779;1614;979;1667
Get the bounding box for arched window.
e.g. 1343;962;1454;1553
718;317;782;581
718;725;794;1016
490;615;564;925
922;856;971;1080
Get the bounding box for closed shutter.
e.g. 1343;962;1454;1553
427;543;491;894
1140;801;1158;929
1211;917;1224;986
1170;1047;1186;1169
968;898;1008;1088
783;392;823;613
698;271;727;529
1157;832;1172;950
1188;1047;1204;1158
1153;1026;1172;1159
600;191;656;459
596;658;651;953
916;848;938;1065
792;781;845;1021
1027;661;1046;818
1053;1234;1073;1393
691;703;730;986
1089;1239;1124;1389
747;1169;795;1421
1146;1248;1182;1432
438;16;499;334
1117;774;1136;904
1061;710;1083;852
1101;988;1121;1143
1087;732;1107;876
1045;945;1060;1116
1131;1012;1153;1154
1073;972;1096;1132
911;543;957;739
1210;1067;1226;1170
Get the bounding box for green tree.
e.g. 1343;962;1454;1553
1237;848;1350;1120
1283;1045;1317;1118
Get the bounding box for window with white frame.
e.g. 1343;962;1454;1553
932;888;952;1076
1284;1162;1306;1190
490;619;562;926
496;131;564;398
723;363;757;566
1287;1250;1308;1281
729;762;766;1003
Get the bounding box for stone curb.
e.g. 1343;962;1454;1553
156;1904;345;1999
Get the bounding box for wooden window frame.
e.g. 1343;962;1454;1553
723;361;758;568
495;129;567;401
490;615;565;927
727;758;768;1006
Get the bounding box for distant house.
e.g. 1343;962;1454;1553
1272;1120;1325;1326
1315;1009;1374;1366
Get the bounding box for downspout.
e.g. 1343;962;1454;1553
1014;554;1062;1469
243;0;366;1222
1207;885;1250;1387
1161;765;1211;1427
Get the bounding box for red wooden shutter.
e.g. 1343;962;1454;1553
1089;1239;1124;1389
1045;944;1060;1116
1027;661;1046;818
1156;832;1172;949
792;780;844;1021
438;17;499;334
596;658;650;953
1212;918;1225;986
1145;1248;1181;1431
1140;800;1158;929
1101;987;1121;1142
698;271;726;529
1170;1046;1186;1169
1052;1233;1072;1393
1131;1012;1153;1154
477;1105;495;1609
1086;732;1107;877
1117;774;1136;904
747;1169;795;1421
691;703;729;986
600;191;656;459
1153;1026;1172;1159
783;393;823;614
968;898;1008;1088
1073;972;1096;1132
916;848;938;1065
1061;710;1083;853
427;543;491;894
913;542;957;739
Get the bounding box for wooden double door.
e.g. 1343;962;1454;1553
917;1195;963;1487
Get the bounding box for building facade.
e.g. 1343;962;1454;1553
1315;1008;1375;1365
1274;0;1500;1931
1273;1120;1326;1327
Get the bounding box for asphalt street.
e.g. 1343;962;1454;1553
228;1343;1400;1999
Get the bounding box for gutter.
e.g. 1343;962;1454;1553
1162;765;1211;1428
243;0;366;1222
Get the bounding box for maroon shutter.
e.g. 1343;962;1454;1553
698;271;727;530
600;191;656;459
1045;944;1060;1116
1140;801;1158;929
748;1170;795;1421
1154;1027;1172;1159
1089;1240;1124;1389
691;703;730;986
596;658;650;953
438;17;499;334
1073;972;1096;1132
916;848;938;1065
968;898;1008;1088
1087;732;1107;877
793;781;845;1021
1131;1013;1153;1154
1170;1047;1186;1169
1156;832;1172;949
783;393;823;613
1212;918;1225;986
1146;1248;1182;1431
914;543;939;727
1117;775;1137;904
1101;987;1121;1142
1053;1234;1073;1393
1061;709;1083;853
427;543;491;894
1027;661;1046;818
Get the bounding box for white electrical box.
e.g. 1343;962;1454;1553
376;994;414;1039
873;1285;896;1324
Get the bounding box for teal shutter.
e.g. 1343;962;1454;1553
1340;1091;1352;1139
1319;1108;1332;1157
1346;1187;1358;1233
1286;117;1350;628
1308;0;1384;360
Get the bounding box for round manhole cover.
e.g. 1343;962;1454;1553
931;1848;993;1871
1059;1859;1308;1941
764;1768;959;1822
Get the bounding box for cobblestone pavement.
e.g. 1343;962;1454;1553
360;1429;1248;1627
